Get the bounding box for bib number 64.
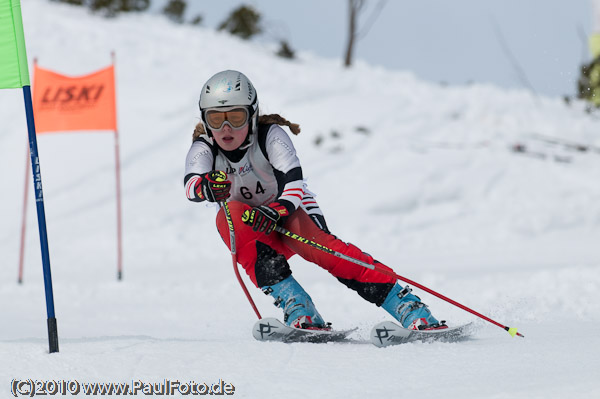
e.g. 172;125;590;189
240;181;265;200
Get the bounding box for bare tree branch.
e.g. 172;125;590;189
356;0;388;40
490;15;537;96
344;0;387;67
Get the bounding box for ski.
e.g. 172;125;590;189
252;317;357;343
370;320;474;348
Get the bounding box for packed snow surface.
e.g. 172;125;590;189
1;2;599;398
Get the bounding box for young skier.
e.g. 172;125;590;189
184;70;446;331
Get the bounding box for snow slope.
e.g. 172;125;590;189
1;1;599;398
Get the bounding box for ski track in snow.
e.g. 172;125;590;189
1;1;599;398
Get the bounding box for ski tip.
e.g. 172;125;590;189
507;327;524;338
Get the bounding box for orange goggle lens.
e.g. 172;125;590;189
205;108;249;130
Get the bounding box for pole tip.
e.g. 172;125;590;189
507;327;524;337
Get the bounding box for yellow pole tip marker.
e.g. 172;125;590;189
507;327;519;337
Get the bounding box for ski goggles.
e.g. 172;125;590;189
204;107;250;130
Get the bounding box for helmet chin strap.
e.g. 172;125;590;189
237;125;255;150
236;110;258;150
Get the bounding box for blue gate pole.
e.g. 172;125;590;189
22;85;59;354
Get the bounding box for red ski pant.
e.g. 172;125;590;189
216;201;396;304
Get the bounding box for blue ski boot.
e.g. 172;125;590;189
381;283;446;330
262;275;327;329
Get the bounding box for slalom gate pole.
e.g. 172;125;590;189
18;145;30;284
114;128;123;280
23;85;60;352
274;226;524;338
112;51;123;281
221;202;262;319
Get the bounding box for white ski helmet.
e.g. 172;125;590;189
199;70;259;137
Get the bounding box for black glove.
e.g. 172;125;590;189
242;202;290;235
196;171;231;202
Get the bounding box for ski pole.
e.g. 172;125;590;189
221;201;262;319
274;225;524;338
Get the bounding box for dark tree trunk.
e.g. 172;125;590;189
344;0;361;67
